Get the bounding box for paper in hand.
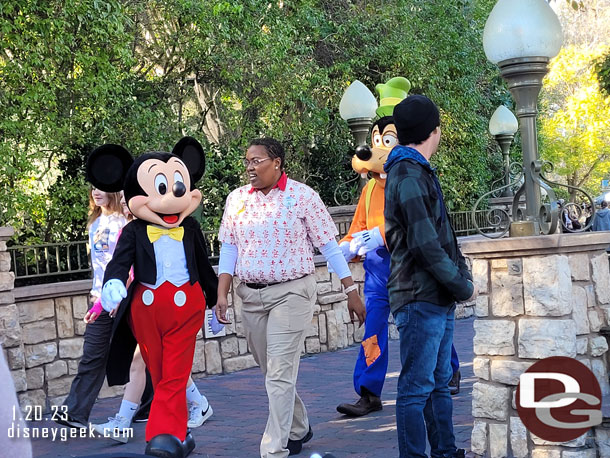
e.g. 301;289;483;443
210;306;225;334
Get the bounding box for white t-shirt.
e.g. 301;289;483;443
89;213;127;297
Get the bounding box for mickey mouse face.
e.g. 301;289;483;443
87;137;206;229
129;155;201;227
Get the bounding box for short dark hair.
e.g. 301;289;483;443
248;138;285;170
602;200;608;209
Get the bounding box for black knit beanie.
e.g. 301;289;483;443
393;95;440;145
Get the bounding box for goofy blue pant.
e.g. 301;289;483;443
353;247;460;398
353;247;391;397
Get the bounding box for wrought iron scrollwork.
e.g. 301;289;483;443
471;159;596;238
333;172;360;206
490;161;524;198
535;160;596;233
471;164;524;239
528;160;558;235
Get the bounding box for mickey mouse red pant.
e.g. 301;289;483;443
130;281;205;441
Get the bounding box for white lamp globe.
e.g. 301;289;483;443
483;0;563;64
489;105;519;136
339;80;378;121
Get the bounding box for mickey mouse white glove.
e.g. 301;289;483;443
350;227;384;256
101;279;127;313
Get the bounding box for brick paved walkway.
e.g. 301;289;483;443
29;317;475;457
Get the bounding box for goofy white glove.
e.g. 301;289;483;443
350;227;384;256
328;241;355;273
100;279;127;313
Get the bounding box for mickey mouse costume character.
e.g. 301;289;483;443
86;137;218;458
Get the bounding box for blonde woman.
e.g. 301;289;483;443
56;187;127;429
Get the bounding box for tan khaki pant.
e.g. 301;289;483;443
237;275;317;458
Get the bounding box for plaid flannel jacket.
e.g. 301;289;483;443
384;146;473;314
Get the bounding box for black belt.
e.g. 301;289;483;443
244;275;306;290
244;281;282;289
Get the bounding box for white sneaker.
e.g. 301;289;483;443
93;415;132;443
187;402;213;428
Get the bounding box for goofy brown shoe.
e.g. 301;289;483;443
336;388;382;417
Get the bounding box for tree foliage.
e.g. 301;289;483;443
552;0;610;98
0;0;179;242
540;45;610;200
596;52;610;96
1;0;504;243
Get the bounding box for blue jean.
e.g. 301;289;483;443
394;301;457;458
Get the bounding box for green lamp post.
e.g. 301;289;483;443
339;80;378;147
489;105;519;198
483;0;563;236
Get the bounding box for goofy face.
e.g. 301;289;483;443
86;137;206;228
351;116;398;187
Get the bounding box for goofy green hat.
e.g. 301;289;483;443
375;77;411;118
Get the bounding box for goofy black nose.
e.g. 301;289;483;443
355;145;372;161
173;181;186;197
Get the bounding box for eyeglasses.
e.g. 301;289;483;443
242;157;272;167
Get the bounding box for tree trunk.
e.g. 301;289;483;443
192;79;226;144
568;172;578;202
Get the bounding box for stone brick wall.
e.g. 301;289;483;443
462;232;610;458
200;262;375;377
3;247;405;413
0;227;26;400
9;279;124;411
3;217;474;414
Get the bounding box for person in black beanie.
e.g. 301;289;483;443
394;96;463;395
383;95;476;458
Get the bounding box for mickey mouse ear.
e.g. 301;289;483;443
86;144;134;192
172;137;205;184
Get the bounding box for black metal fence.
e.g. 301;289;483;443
9;232;221;287
449;210;499;236
8;241;91;286
9;210;493;286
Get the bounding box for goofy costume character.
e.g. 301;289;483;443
87;137;218;458
336;77;411;416
336;78;462;417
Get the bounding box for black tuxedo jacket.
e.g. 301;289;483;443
104;216;218;385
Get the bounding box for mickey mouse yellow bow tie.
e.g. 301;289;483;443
147;225;184;243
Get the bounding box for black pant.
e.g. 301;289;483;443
64;310;114;423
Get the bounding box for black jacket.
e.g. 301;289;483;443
384;151;473;313
104;216;218;385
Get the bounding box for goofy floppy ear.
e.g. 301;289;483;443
172;136;205;185
86;144;134;192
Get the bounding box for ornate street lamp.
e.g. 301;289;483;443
489;105;519;197
480;0;564;236
337;80;378;202
339;80;378;147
